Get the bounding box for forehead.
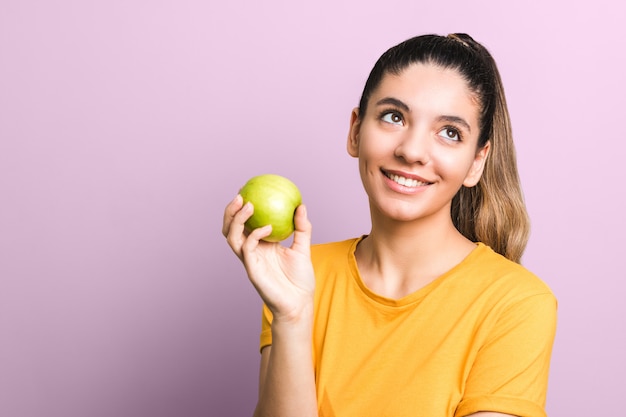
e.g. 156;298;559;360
372;63;480;120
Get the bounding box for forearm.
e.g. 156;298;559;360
254;308;317;417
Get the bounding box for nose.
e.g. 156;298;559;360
394;126;431;164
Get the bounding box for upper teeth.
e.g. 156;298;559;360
388;173;427;187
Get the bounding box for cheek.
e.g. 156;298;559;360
356;138;389;181
432;150;476;180
357;133;384;161
359;127;398;157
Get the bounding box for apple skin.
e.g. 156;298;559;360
239;174;302;242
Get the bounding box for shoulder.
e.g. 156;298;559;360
309;237;364;289
311;236;362;263
446;243;557;319
467;243;554;296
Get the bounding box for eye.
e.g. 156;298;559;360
381;111;404;125
438;126;461;141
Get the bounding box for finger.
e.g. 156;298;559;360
241;224;273;260
291;204;312;255
225;201;255;258
222;194;244;237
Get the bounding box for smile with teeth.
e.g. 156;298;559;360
384;171;430;188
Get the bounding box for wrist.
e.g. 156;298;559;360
273;305;313;323
271;302;314;335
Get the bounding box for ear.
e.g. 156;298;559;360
347;107;361;158
463;141;491;187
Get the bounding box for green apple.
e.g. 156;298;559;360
239;174;302;242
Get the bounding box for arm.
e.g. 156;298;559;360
253;315;317;417
223;196;318;417
457;292;557;417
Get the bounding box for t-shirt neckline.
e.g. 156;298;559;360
347;236;486;308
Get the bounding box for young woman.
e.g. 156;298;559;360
223;33;557;417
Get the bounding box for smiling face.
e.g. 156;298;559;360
348;63;490;226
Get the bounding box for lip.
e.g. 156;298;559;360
381;168;432;185
380;168;432;194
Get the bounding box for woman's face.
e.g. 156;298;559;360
347;63;490;225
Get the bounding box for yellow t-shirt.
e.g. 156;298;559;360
260;237;557;417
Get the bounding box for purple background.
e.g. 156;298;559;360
1;1;624;416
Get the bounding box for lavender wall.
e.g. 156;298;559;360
1;1;624;416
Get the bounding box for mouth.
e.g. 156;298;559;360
382;170;431;188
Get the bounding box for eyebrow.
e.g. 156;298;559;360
376;97;410;112
436;115;472;133
375;97;472;133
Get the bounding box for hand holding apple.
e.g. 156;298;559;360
239;174;302;242
223;175;315;322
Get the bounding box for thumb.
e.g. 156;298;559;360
291;204;311;255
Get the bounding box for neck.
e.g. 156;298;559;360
355;210;476;299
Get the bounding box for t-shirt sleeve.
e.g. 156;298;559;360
455;292;558;417
259;303;273;353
